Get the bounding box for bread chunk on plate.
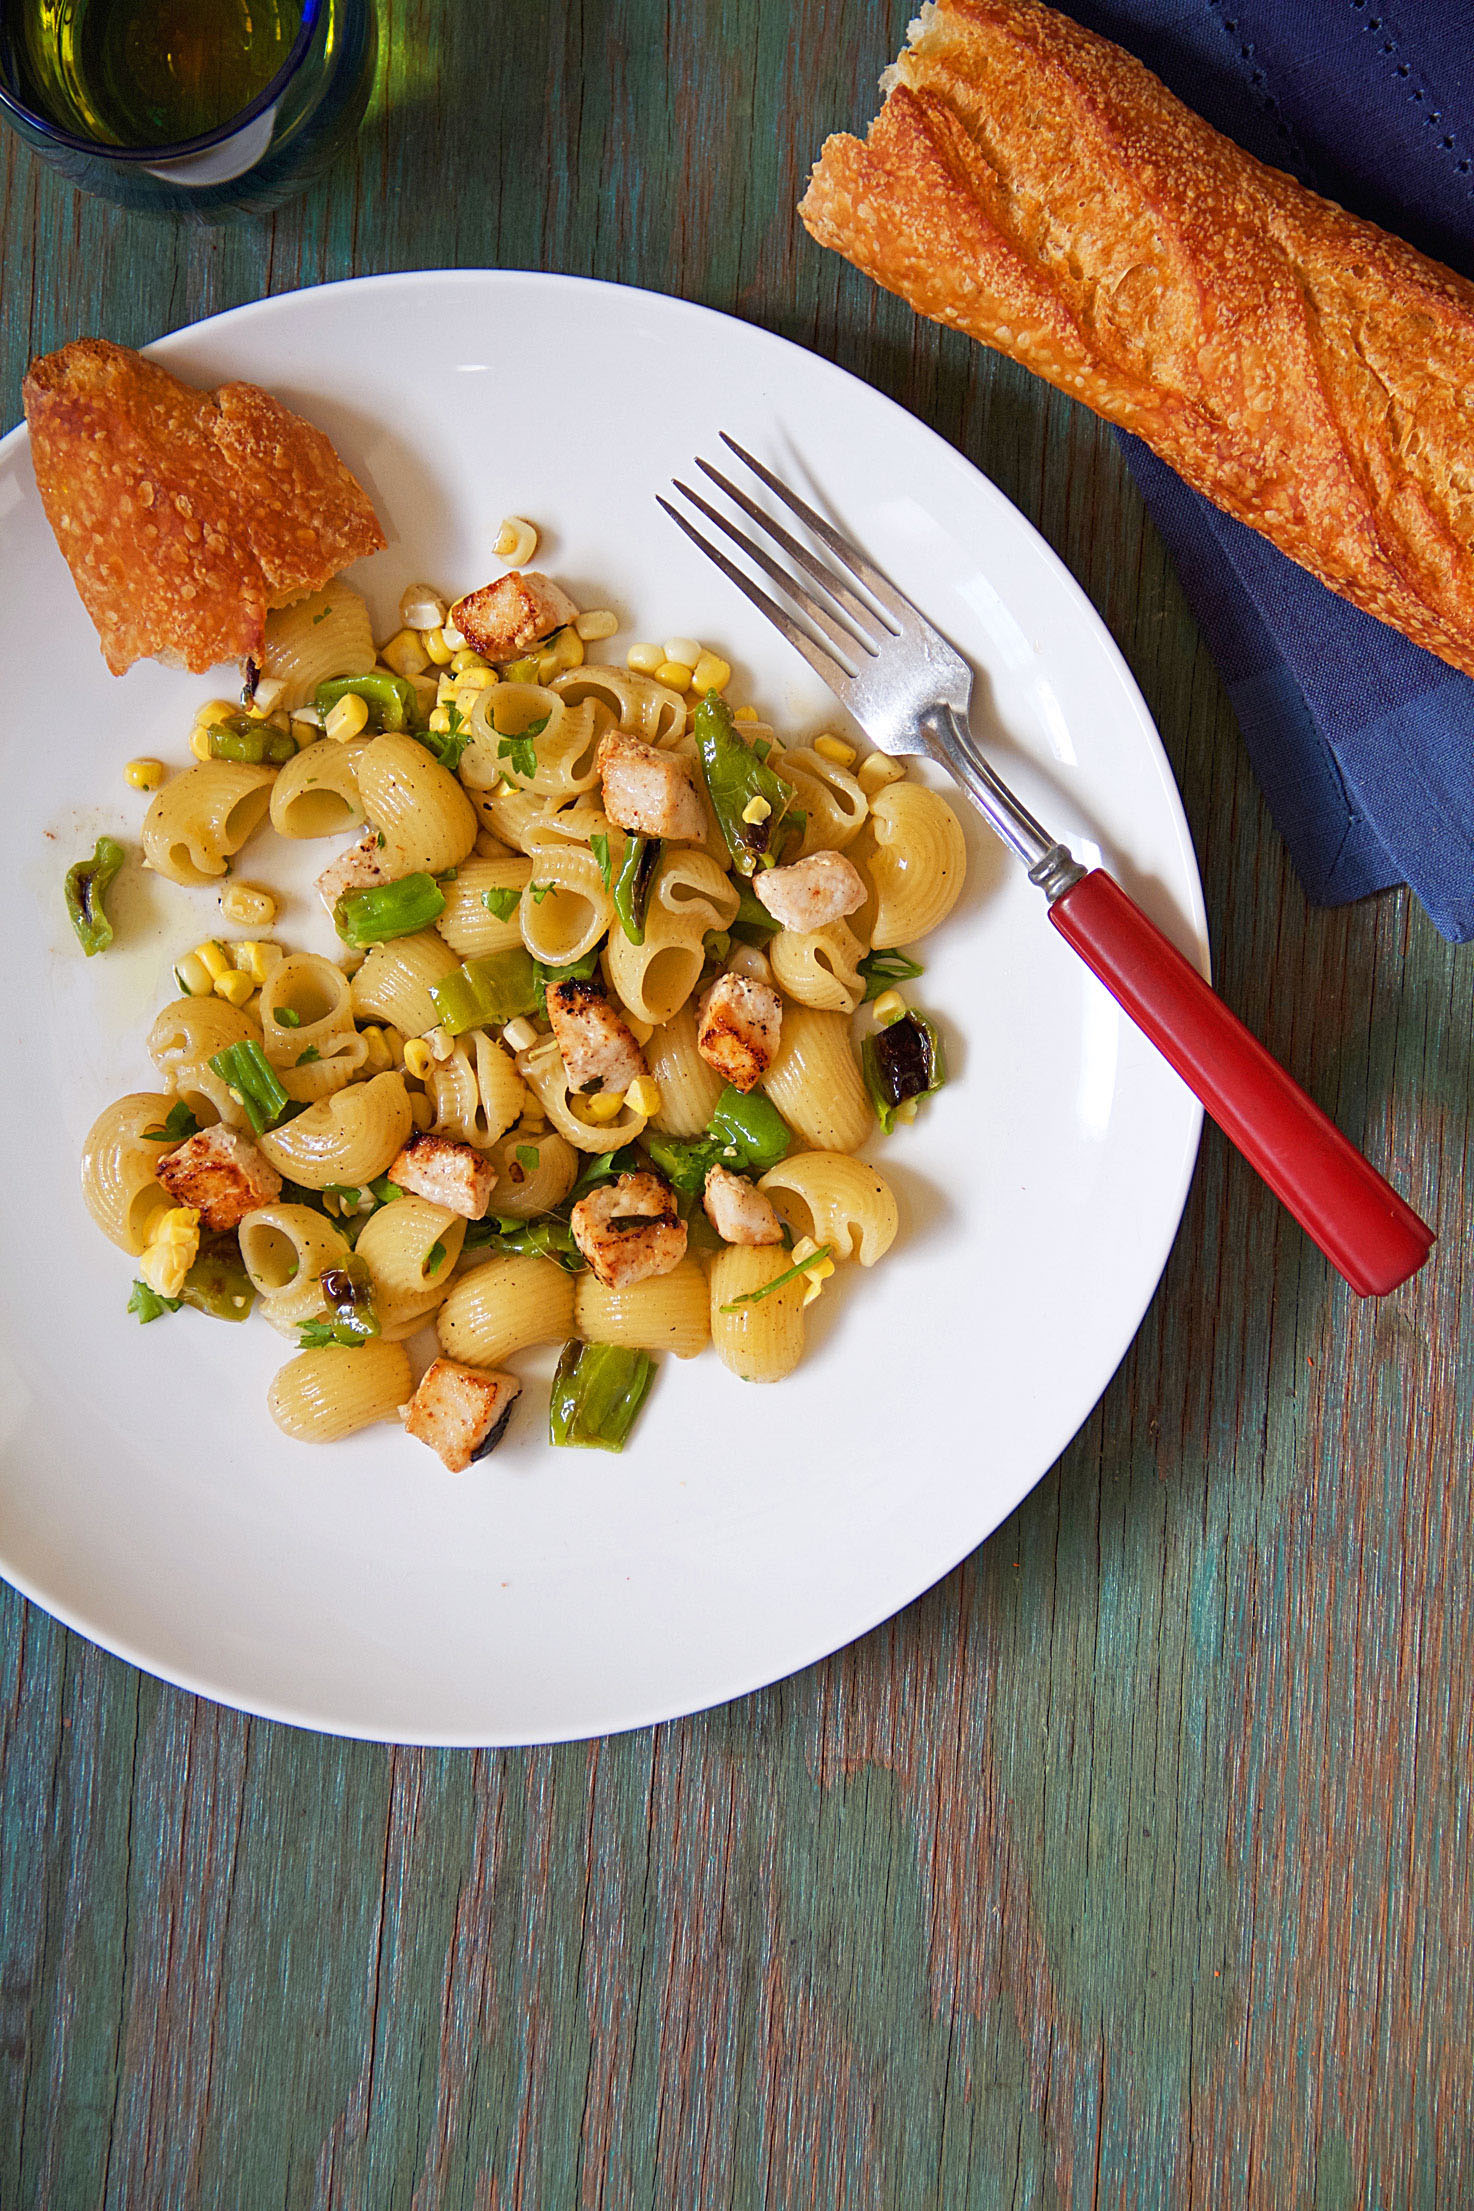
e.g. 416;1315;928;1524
22;338;385;676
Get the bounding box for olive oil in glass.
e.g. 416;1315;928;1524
6;0;303;148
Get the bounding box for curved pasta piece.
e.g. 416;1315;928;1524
462;685;602;802
239;1203;354;1333
142;761;275;886
256;1072;413;1189
258;583;375;712
437;1252;576;1366
604;846;739;1025
863;782;967;949
148;996;262;1131
269;737;372;839
771;745;868;853
355;1195;465;1338
768;918;867;1013
268;1340;413;1442
483;1125;578;1218
434;856;532;958
759;1153;898;1265
708;1245;807;1382
645;1003;725;1136
762;1004;871;1152
516;1034;651;1153
470;782;553;854
350;931;460;1037
355;732;477;876
551;664;688;745
518;809;616;966
80;1091;178;1254
260;953;368;1102
427;1029;525;1148
574;1259;710;1359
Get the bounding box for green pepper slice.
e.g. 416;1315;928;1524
64;834;126;956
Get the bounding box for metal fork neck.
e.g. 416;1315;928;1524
919;705;1083;903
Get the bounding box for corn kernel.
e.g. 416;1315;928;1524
858;752;906;796
125;756;165;790
575;609;618;643
734;705;759;722
453;664;496;698
403;1038;434;1080
442;616;466;652
213;969;256;1009
494;516;538;566
893;1098;919;1125
451;647;490;674
197;699;237;728
627;642;665;675
407;672;440;725
872;988;906;1025
140;1206;200;1300
582;1089;627;1124
664;636;701;669
189;725;214;762
519;1105;547;1132
690;652;732;694
623;1011;656;1046
503;1016;538;1054
359;1024;403;1075
421;625;453;666
428;705;452;734
290;708;323;741
192;939;232;983
221;883;278;928
625;1075;661;1117
325;693;369;743
250;675;287;714
400;585;447;631
741;795;772;825
173;951;214;997
409;1092;434;1131
655;660;694;691
814;734;858;768
425;1025;455;1062
436;672;458;705
550;626;584;671
380;627;431;679
233;940;283;985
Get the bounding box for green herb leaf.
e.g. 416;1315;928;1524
482;885;521;920
425;1240;447;1274
515;1144;540;1172
529;880;553;903
858;948;924;1002
590;831;611;888
275;1005;302;1028
368;1176;403;1204
296;1046;320;1065
414;701;472;772
141;1100;199;1144
128;1279;181;1323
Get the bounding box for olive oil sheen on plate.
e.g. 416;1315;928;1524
6;0;302;146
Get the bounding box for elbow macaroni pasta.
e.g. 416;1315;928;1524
574;1260;710;1359
257;1071;413;1188
260;954;368;1102
427;1029;526;1147
759;1154;899;1266
708;1246;807;1383
259;584;376;711
269;1340;413;1442
437;1253;576;1366
859;782;967;948
143;760;275;885
768;919;867;1014
350;931;461;1036
239;1204;354;1332
762;1004;873;1153
604;845;739;1025
356;732;478;876
148;996;262;1131
355;1196;465;1338
80;1092;178;1254
269;736;372;839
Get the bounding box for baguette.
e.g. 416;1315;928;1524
800;0;1474;680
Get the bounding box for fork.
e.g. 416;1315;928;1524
659;435;1435;1298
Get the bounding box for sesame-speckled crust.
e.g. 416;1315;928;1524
22;338;386;676
799;0;1474;680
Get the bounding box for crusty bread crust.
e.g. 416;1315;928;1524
799;0;1474;680
23;338;386;676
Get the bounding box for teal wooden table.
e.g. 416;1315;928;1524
2;5;1469;2204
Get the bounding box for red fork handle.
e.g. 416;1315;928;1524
1048;870;1434;1296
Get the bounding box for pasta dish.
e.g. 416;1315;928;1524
75;540;966;1468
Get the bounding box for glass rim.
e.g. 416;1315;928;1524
0;0;323;162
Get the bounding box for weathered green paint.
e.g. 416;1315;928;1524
1;2;1469;2203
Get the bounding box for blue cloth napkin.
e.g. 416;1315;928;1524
1053;1;1474;939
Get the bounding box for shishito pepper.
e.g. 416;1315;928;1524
430;947;541;1034
206;714;296;766
64;834;126;955
314;671;420;731
548;1340;655;1452
862;1010;946;1132
611;834;659;944
693;691;797;875
335;872;447;947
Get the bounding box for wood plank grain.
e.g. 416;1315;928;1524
2;0;1472;2204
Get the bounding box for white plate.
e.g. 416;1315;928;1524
0;271;1204;1744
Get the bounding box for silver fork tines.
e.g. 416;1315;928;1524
661;434;1075;880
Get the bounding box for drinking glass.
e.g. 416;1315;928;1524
0;0;376;218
